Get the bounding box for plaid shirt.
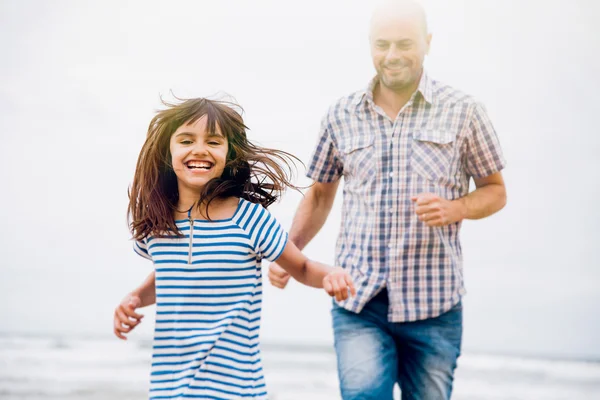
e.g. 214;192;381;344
307;71;506;322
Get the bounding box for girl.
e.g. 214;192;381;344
113;97;355;399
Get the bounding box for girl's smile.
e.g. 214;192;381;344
170;116;228;196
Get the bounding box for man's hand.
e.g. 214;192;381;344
113;294;144;340
412;193;466;227
268;262;291;289
323;267;356;301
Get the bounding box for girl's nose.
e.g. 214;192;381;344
191;143;208;155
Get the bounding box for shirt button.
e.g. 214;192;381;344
389;172;394;178
388;243;393;249
389;208;395;214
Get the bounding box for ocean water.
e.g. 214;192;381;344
1;335;599;400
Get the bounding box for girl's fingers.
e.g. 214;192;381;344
114;316;131;336
331;279;342;301
116;308;138;328
333;276;345;300
124;304;143;320
323;277;334;296
345;274;357;297
114;328;126;340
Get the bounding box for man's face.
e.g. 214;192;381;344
370;14;431;92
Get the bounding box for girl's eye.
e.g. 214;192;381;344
181;140;193;145
208;141;221;145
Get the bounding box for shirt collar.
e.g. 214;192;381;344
353;69;434;110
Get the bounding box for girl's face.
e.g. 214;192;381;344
169;116;228;198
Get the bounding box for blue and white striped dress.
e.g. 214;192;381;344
134;198;288;399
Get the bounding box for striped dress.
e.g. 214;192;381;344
134;198;288;399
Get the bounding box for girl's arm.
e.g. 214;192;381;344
274;242;356;301
113;271;156;340
130;271;156;307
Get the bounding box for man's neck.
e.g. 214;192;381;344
373;75;421;120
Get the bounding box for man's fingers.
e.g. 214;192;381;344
414;205;437;216
269;264;289;278
269;276;290;289
419;212;439;222
268;267;291;289
425;218;444;227
270;278;289;289
412;193;438;206
268;270;290;288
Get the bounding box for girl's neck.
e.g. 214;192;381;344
176;187;204;214
175;196;239;221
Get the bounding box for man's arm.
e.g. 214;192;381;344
459;172;506;220
412;172;506;227
268;180;341;288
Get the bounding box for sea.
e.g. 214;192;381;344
1;334;599;400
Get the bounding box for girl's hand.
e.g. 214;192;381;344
113;294;144;340
323;268;357;301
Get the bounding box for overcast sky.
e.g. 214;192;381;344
0;0;599;360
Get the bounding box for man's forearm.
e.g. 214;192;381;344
289;181;340;250
456;183;506;220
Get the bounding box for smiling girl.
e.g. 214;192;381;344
113;98;355;399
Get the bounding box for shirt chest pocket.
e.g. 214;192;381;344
340;135;376;185
410;130;456;182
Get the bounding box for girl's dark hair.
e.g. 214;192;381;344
128;97;301;240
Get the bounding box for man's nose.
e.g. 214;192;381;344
385;44;402;62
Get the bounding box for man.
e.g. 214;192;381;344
269;1;507;398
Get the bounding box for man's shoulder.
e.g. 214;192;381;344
430;78;480;108
325;88;366;117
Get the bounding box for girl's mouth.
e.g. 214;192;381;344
185;160;213;170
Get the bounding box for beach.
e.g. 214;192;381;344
1;334;599;400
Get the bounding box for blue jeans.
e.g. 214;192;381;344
332;290;462;400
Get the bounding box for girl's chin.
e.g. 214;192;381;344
177;180;210;194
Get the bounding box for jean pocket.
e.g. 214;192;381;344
410;130;455;182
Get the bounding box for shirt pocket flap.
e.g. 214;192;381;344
413;129;455;145
340;135;375;155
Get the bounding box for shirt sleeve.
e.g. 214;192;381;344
251;205;289;263
306;114;344;182
133;238;152;261
464;102;507;178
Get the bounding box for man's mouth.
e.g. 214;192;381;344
384;65;406;71
185;160;213;170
